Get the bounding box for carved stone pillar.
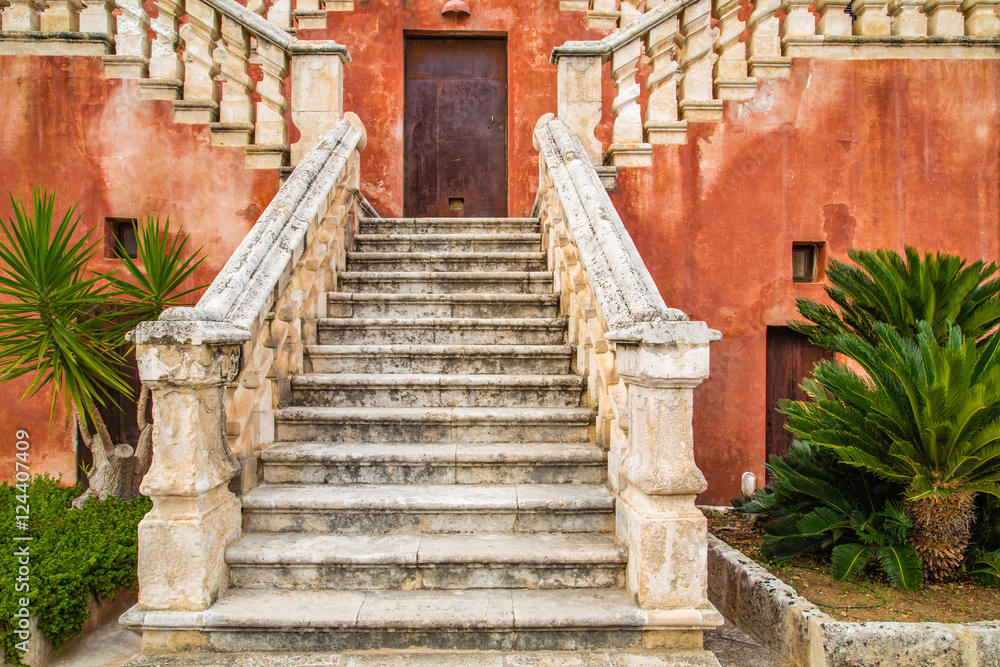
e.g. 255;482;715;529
816;0;854;35
133;310;249;611
608;321;721;611
644;16;687;144
556;53;603;164
139;0;184;100
588;0;620;29
79;0;115;33
676;0;722;122
290;42;347;165
607;38;653;168
714;0;757;101
889;0;929;34
961;0;1000;35
852;0;892;34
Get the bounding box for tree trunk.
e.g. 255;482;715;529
73;398;137;507
905;490;977;582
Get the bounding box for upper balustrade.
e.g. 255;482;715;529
555;0;1000;166
0;0;349;169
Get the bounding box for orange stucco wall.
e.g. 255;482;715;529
611;59;1000;504
0;55;281;483
299;0;610;218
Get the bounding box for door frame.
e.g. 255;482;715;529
402;31;509;217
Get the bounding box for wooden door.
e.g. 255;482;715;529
765;327;834;464
404;37;507;218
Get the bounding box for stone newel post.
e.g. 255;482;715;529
133;309;250;611
608;320;720;610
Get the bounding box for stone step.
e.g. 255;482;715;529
274;407;593;444
241;483;615;534
226;532;626;590
261;442;606;485
316;317;567;346
289;374;585;408
359;217;541;235
338;271;553;294
304;344;574;374
354;233;541;253
122;588;724;652
326;293;560;318
346;252;547;272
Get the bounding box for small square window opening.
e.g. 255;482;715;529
106;218;138;259
792;244;818;283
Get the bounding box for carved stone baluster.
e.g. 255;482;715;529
212;15;255;146
245;37;290;168
266;0;291;30
889;0;929;33
961;0;1000;34
174;0;221;123
560;0;589;9
644;15;688;144
714;0;757;101
606;38;653;168
620;0;642;24
852;0;892;34
815;0;853;34
746;0;791;78
781;0;824;57
104;0;150;78
80;0;115;33
4;0;46;30
677;0;723;122
40;0;82;30
556;53;604;164
588;0;620;29
139;0;184;100
924;0;965;34
292;0;324;30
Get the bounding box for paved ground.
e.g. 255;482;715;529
46;615;789;666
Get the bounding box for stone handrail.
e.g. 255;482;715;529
131;114;366;612
533;113;721;619
553;0;1000;163
0;0;349;169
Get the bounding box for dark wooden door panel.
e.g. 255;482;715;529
765;327;834;465
404;37;507;218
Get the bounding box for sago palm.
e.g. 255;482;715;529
793;246;1000;349
782;322;1000;581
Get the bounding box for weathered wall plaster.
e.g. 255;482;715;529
611;58;1000;504
0;55;281;483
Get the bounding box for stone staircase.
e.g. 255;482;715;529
197;215;670;652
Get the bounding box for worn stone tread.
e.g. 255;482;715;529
275;406;593;424
261;441;604;464
291;373;585;389
226;532;626;566
242;483;615;512
304;344;574;374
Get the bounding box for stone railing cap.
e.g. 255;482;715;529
288;40;351;63
550;0;692;64
132;316;251;347
202;0;295;49
607;320;723;346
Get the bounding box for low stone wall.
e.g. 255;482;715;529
707;534;1000;667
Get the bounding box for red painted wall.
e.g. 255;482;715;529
611;59;1000;504
0;55;280;484
300;0;609;218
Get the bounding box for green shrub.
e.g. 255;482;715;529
0;475;150;666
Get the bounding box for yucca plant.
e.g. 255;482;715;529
0;189;204;501
782;322;1000;581
793;246;1000;350
734;440;922;590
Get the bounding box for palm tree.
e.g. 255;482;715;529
0;189;204;501
782;322;1000;581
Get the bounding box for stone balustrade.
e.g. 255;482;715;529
0;0;350;169
554;0;1000;159
533;114;722;622
131;115;366;612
